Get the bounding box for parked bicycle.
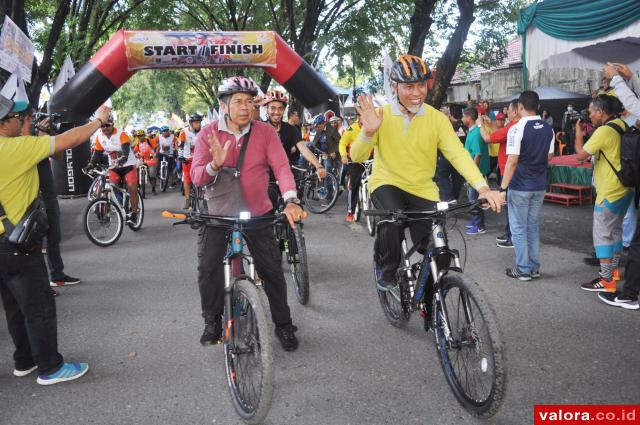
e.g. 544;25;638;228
82;166;144;247
295;162;338;214
163;209;289;424
364;200;505;418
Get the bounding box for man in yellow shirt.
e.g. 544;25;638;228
350;54;502;290
0;96;110;385
339;115;366;222
575;95;631;293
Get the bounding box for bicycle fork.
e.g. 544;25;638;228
223;231;256;344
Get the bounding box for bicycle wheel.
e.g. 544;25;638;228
363;187;377;236
127;190;145;231
303;172;338;214
373;259;409;328
432;271;506;418
224;279;274;425
160;176;168;192
87;178;101;202
83;199;123;247
287;225;309;305
139;168;147;199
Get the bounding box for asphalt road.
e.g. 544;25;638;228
0;190;637;425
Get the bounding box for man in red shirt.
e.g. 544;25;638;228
479;99;519;248
191;76;304;351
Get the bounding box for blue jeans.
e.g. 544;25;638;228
508;189;545;273
623;203;638;247
467;186;485;228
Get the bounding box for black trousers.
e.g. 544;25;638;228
197;222;292;325
623;207;640;300
37;160;65;280
347;163;364;213
0;239;64;374
371;185;437;283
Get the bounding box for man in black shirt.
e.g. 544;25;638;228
435;104;467;201
264;89;327;207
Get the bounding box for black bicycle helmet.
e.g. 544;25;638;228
390;55;432;83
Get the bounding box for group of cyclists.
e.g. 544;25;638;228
85;113;205;223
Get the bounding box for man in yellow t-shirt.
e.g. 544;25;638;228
0;96;110;385
350;54;502;290
575;95;631;293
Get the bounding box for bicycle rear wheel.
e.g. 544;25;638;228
303;172;338;214
287;225;309;305
373;260;409;328
224;279;274;425
83;199;123;247
432;271;505;418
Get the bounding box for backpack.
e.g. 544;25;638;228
603;121;640;208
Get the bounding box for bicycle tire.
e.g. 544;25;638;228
432;271;506;418
364;188;377;236
160;176;168;192
127;190;145;231
224;279;275;425
373;260;409;328
303;172;338;214
83;199;123;247
140;168;147;199
288;225;309;305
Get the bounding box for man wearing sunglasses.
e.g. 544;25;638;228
0;95;110;385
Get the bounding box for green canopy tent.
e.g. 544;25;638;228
517;0;640;88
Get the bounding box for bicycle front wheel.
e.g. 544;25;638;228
363;186;377;236
303;172;338;214
139;168;147;199
224;279;274;425
432;271;506;418
83;199;123;247
287;225;309;305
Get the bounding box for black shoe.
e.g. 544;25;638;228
275;323;299;352
496;234;509;243
506;268;531;281
496;240;514;249
50;274;81;287
200;317;222;346
127;212;138;225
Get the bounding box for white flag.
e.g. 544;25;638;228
383;48;394;104
0;71;28;103
52;56;76;95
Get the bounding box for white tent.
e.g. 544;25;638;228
525;20;640;81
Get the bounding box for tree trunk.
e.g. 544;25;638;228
428;0;475;108
29;1;71;107
407;0;437;57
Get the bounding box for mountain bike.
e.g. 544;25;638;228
137;162;149;199
163;209;284;424
82;167;144;247
269;173;310;305
359;159;377;236
365;200;505;418
297;160;338;214
158;154;170;192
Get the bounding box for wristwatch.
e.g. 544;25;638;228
499;187;507;193
285;197;302;206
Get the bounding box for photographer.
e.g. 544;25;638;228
575;95;631;295
0;95;110;385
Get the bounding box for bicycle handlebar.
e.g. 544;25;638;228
363;199;488;218
162;209;290;227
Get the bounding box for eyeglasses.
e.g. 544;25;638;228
102;124;113;128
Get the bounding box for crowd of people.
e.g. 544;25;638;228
0;53;637;391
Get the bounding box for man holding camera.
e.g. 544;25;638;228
0;95;110;384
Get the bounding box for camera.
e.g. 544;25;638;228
568;109;590;126
32;112;63;135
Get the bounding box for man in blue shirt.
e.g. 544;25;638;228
499;91;554;281
463;107;490;234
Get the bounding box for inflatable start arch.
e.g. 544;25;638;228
48;30;339;195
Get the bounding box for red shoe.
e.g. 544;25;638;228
345;213;354;223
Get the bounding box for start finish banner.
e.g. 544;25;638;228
124;31;277;70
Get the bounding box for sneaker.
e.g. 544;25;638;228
374;261;397;292
50;274;81;287
496;240;514;249
13;365;37;377
345;213;354;223
465;225;486;235
506;268;532;281
36;362;89;385
200;317;222;346
612;268;621;281
580;277;616;293
598;292;640;310
530;271;540;279
275;323;299;351
465;223;474;229
496;234;509;243
126;212;138;225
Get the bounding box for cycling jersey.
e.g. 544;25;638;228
350;102;486;202
178;127;199;160
136;140;157;166
153;134;177;156
94;128;136;169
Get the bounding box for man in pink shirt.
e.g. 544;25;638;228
191;76;304;351
479;99;520;248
